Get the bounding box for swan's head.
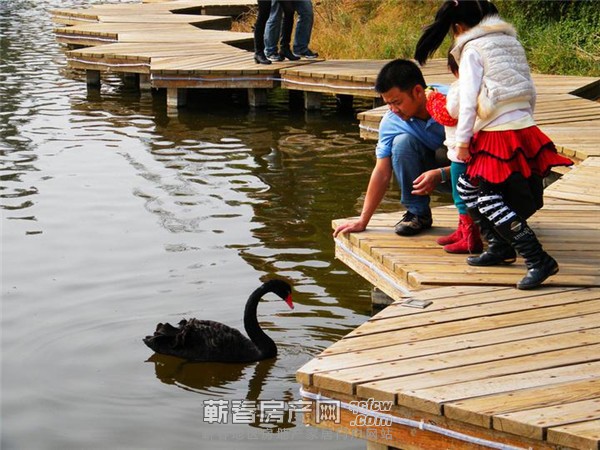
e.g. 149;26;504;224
263;279;294;310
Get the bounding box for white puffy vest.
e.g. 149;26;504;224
451;16;536;121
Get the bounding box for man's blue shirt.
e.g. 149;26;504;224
375;84;448;159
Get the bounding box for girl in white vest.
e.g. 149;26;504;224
415;0;573;290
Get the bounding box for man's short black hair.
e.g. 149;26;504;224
375;59;427;94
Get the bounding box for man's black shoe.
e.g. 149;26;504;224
394;211;432;236
294;49;319;59
254;53;272;65
280;47;300;61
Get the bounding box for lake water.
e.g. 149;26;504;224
0;1;449;448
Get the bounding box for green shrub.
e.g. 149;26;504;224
497;0;599;75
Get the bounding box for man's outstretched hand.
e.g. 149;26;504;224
333;220;367;238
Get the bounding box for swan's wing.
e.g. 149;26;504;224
144;319;258;362
175;319;253;352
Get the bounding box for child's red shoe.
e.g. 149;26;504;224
436;214;466;246
444;215;483;254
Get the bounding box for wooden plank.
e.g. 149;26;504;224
156;53;253;71
547;419;600;450
367;286;529;322
313;337;600;396
56;22;201;33
114;30;252;44
281;60;387;80
401;352;600;414
334;241;409;303
67;56;151;74
68;42;243;58
347;288;598;338
297;312;600;386
546;158;600;204
408;270;600;289
492;398;600;440
544;190;600;204
92;14;231;28
358;359;600;405
319;298;600;356
444;379;600;429
281;74;377;98
151;75;275;89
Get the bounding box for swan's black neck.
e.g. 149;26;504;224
244;285;277;359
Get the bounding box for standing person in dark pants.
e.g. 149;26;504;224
292;0;318;59
253;0;273;64
264;0;318;61
263;0;298;62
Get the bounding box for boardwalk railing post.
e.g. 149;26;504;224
167;88;187;109
304;91;322;111
139;74;151;91
123;73;137;88
86;70;100;87
248;88;268;108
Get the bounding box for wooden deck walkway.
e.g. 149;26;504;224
298;285;600;450
51;2;452;109
298;61;600;449
332;195;600;297
52;0;254;25
54;1;509;113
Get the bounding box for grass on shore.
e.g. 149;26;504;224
234;0;599;77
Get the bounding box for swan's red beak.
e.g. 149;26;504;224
285;294;294;310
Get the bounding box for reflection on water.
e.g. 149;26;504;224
1;1;450;448
147;354;251;396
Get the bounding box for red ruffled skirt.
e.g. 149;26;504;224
466;126;573;184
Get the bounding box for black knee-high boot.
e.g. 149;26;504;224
494;218;559;289
457;174;516;266
466;208;517;266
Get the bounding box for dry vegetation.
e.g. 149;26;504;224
234;0;599;77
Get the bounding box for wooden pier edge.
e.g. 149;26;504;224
300;386;563;450
303;66;600;450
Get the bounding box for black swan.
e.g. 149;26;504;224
143;280;293;362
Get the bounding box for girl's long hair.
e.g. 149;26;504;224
414;0;498;65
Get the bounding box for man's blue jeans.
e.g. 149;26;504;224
264;0;313;56
264;1;284;56
292;0;314;54
390;133;441;217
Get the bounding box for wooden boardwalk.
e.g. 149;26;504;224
52;0;254;25
52;2;453;109
298;62;600;449
332;195;600;296
299;285;600;450
53;0;406;109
